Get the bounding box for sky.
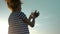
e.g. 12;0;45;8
0;0;60;34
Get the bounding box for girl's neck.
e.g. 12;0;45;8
12;8;21;12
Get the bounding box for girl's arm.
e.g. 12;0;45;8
22;17;35;27
23;10;39;27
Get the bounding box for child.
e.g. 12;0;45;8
5;0;39;34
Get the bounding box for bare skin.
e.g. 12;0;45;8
22;14;35;27
22;10;39;27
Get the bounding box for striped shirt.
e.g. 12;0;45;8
8;11;29;34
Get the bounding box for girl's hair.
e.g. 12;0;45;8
5;0;22;11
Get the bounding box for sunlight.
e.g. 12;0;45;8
0;19;39;34
0;20;8;34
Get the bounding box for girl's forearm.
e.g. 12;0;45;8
29;16;31;21
32;18;35;27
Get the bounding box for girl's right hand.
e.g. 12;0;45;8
30;10;40;19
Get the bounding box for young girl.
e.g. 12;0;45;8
5;0;39;34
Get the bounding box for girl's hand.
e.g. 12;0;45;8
29;10;40;19
33;10;39;18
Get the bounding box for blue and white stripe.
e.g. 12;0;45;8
8;11;29;34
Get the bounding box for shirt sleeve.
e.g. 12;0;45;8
21;12;27;20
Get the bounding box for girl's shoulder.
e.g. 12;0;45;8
20;12;25;15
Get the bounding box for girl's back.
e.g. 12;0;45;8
8;11;29;34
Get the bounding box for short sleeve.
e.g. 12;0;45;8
22;13;27;19
19;12;27;20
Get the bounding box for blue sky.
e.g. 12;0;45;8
0;0;60;34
